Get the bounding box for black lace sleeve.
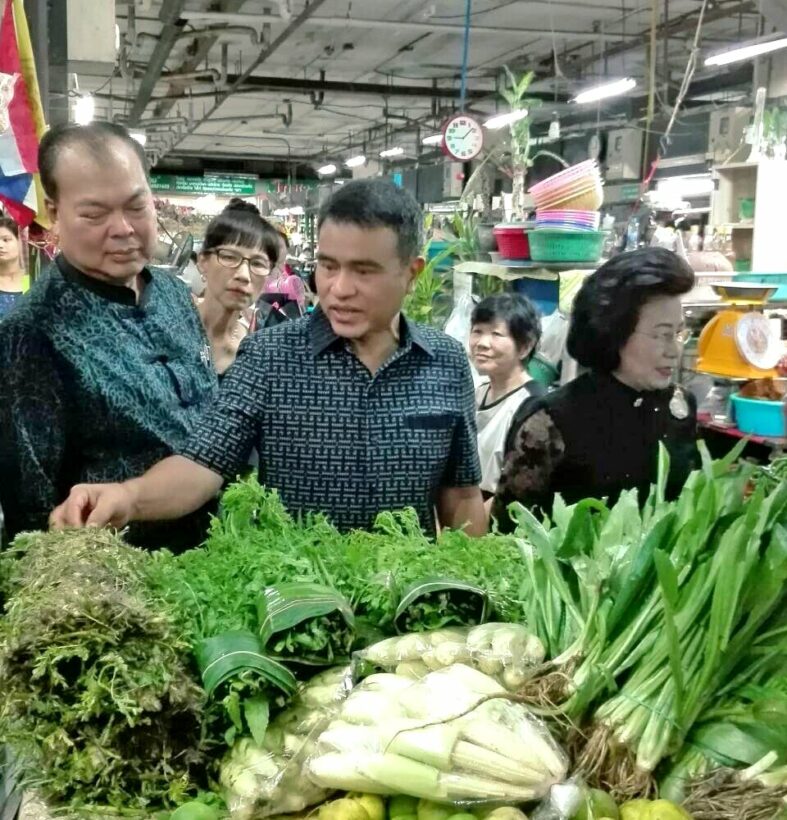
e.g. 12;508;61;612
491;409;566;531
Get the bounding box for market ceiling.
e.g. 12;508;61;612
88;0;771;177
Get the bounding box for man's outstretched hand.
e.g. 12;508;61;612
49;483;136;531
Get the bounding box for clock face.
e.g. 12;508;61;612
443;114;484;161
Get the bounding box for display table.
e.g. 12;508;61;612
698;411;786;460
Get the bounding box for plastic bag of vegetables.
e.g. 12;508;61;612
358;623;545;690
221;665;353;819
259;582;356;665
306;663;567;804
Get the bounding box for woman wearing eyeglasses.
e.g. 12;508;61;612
197;199;281;375
492;247;698;530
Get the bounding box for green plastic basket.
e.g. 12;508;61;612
528;229;606;264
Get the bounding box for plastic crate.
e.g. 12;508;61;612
731;394;785;438
528;229;606;264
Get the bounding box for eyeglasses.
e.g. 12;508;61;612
634;328;692;347
211;248;271;277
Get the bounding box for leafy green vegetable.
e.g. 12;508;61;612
259;581;355;664
0;530;207;811
394;579;489;633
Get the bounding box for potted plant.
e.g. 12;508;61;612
461;68;566;260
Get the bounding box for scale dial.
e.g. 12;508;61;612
442;114;484;161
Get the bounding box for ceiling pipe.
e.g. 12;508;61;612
180;10;632;42
279;101;293;128
175;25;260;45
168;0;330;157
157;68;222;85
310;69;325;109
127;0;190;126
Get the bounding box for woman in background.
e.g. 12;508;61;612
197;198;280;375
469;293;544;500
492;247;697;529
0;216;27;320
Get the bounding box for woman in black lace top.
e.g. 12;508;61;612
492;247;698;529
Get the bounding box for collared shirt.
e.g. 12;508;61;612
0;255;218;548
181;306;481;534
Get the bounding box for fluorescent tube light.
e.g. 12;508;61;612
422;133;443;146
705;36;787;67
484;109;529;129
129;130;147;146
317;163;337;175
573;77;636;105
74;94;95;125
380;146;404;158
345;154;366;168
656;174;714;198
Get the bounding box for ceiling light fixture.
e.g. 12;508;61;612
573;77;636;105
317;163;337;175
422;133;443;146
74;94;95;125
705;36;787;66
380;146;405;158
345;154;366;168
484;109;529;130
129;130;147;146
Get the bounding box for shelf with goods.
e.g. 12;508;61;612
710;159;787;272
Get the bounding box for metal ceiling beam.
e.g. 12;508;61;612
168;0;330;156
151;0;251;121
127;0;188;126
570;0;757;71
180;9;631;43
140;74;573;104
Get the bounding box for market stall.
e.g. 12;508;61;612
1;456;785;820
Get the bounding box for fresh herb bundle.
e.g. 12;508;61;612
0;530;207;811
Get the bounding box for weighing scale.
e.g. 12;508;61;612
696;283;782;379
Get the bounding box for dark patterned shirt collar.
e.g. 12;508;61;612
308;305;435;358
56;254;152;306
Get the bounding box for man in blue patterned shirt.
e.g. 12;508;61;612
0;123;217;550
52;179;485;537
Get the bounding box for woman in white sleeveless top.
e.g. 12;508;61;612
469;293;545;500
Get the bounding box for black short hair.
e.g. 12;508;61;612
471;293;542;360
38;122;149;201
0;215;19;238
567;247;695;372
317;179;422;260
201;198;280;265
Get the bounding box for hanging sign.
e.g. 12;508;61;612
149;174;258;196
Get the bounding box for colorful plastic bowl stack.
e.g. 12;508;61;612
534;209;601;232
526;160;606;263
529;159;604;212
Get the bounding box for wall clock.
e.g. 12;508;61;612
442;113;484;161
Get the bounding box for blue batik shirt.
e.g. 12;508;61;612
0;255;218;548
181;306;481;534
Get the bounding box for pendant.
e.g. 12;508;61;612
669;387;689;420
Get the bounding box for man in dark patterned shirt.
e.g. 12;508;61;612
0;123;217;549
52;179;485;537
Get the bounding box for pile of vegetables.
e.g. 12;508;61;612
359;623;545;691
2;451;786;818
506;444;787;810
0;530;207;811
220;666;351;818
307;664;567;802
